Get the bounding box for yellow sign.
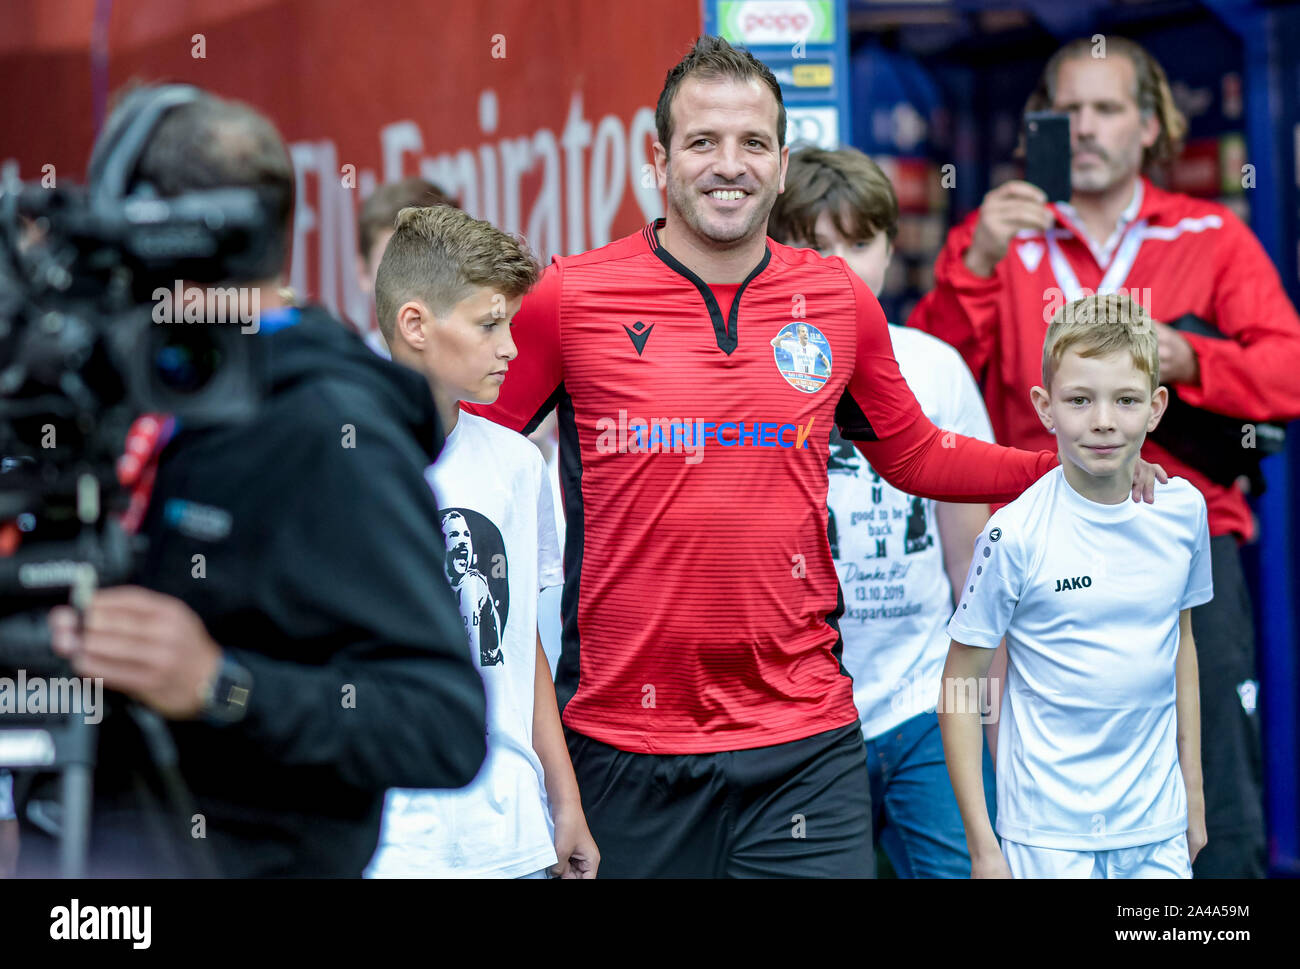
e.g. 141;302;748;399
792;64;833;87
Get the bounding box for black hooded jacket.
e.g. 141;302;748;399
18;306;486;876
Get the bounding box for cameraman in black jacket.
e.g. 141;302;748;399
17;86;486;877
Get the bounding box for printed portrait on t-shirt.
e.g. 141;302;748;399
904;496;934;555
440;508;511;666
827;428;859;476
826;428;935;559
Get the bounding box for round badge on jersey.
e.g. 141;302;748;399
771;321;833;393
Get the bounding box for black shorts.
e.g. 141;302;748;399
566;721;873;878
1190;535;1266;878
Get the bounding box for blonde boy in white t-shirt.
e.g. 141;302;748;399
366;205;599;878
940;293;1211;878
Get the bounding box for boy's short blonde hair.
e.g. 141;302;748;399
1042;293;1160;391
375;205;539;344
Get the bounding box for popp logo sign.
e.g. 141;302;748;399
722;1;833;46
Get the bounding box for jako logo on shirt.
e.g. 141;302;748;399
771;322;833;393
1054;575;1092;591
594;409;817;465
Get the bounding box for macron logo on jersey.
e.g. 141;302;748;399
594;409;817;465
624;320;654;355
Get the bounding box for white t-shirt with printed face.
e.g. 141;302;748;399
830;325;994;739
367;412;563;878
947;467;1213;851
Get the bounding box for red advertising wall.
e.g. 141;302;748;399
0;0;702;334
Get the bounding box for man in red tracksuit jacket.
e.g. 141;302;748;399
911;34;1300;877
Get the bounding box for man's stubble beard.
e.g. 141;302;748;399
666;162;777;248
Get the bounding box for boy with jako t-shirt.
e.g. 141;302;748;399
940;293;1211;878
366;205;599;878
768;147;1000;877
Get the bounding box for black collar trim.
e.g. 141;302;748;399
647;219;770;354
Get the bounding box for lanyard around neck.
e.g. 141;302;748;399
1044;216;1148;302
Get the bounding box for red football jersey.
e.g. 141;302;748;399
910;177;1300;541
466;220;1054;754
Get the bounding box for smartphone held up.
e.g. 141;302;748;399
1024;111;1072;202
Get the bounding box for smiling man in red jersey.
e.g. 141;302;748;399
466;35;1164;878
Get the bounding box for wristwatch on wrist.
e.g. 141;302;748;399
199;652;254;724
